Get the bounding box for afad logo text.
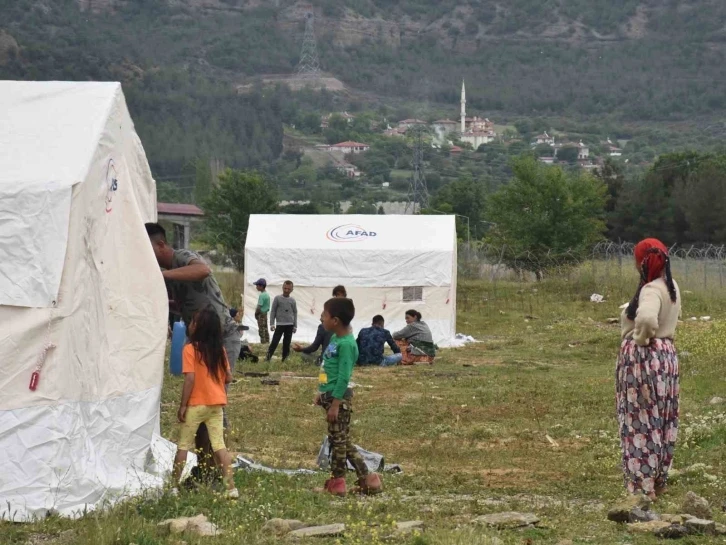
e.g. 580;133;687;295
105;158;119;213
326;224;377;242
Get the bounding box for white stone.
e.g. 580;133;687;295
682;491;712;520
395;521;424;534
157;515;223;537
627;521;671;534
262;518;307;536
685;517;716;535
473;512;540;529
289;524;346;538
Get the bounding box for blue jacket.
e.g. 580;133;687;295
356;325;400;365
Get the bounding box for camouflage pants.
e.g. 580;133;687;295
256;312;269;344
321;392;369;479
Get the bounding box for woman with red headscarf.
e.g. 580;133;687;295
617;238;681;500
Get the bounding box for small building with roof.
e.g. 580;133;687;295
157;202;204;249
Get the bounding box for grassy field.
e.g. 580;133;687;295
4;265;726;545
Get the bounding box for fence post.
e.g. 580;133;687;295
704;259;708;291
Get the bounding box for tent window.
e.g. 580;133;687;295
402;286;424;302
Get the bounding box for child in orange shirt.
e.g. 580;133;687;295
171;307;239;498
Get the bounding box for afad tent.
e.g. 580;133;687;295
243;215;457;346
0;82;169;520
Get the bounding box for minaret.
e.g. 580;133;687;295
460;80;466;134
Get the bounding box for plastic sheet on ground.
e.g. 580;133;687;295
317;437;402;474
233;455;317;475
448;333;478;348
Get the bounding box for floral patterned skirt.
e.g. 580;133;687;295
616;338;679;495
396;340;435;365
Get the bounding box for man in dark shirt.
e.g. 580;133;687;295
293;319;332;364
356;315;402;366
146;223;241;484
292;286;346;364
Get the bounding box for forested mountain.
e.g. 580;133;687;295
2;0;726;175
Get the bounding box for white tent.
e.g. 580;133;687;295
0;81;169;521
243;214;457;346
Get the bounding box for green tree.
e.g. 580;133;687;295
675;155;726;242
299;112;322;134
202;169;278;271
556;145;579;164
157;181;184;203
534;144;554;158
486;157;607;276
610;151;699;243
280;202;321;214
593;158;625;238
430;176;488;240
193;158;213;205
346;200;378;214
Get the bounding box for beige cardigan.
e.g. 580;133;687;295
621;278;681;346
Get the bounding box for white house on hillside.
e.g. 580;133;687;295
432;119;458;134
605;138;622;157
398;118;427;130
328;141;370;154
578;140;589;160
534;132;555;146
460;131;496;149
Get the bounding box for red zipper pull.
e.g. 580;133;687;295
29;371;40;391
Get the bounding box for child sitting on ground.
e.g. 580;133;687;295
314;297;382;496
172;306;239;499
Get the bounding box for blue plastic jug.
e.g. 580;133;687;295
169;320;186;376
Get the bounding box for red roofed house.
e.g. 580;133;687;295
328;141;371;154
534;132;555;146
157;202;204;249
605;138;622;157
383;126;406;137
397;119;427;130
433;119;458;136
449;145;464;156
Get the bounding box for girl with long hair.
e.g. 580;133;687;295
617;239;681;500
172;307;238;498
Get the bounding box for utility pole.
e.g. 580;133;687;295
405;126;430;214
296;5;321;79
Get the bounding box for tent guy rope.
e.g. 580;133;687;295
29;307;56;391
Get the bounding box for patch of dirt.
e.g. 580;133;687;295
622;5;649;39
237;74;346;92
24;531;75;545
398;492;605;514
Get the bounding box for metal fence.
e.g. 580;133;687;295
457;242;726;316
459;242;726;284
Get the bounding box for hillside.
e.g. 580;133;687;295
2;0;726;178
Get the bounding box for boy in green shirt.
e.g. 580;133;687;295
314;297;382;497
254;278;270;344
